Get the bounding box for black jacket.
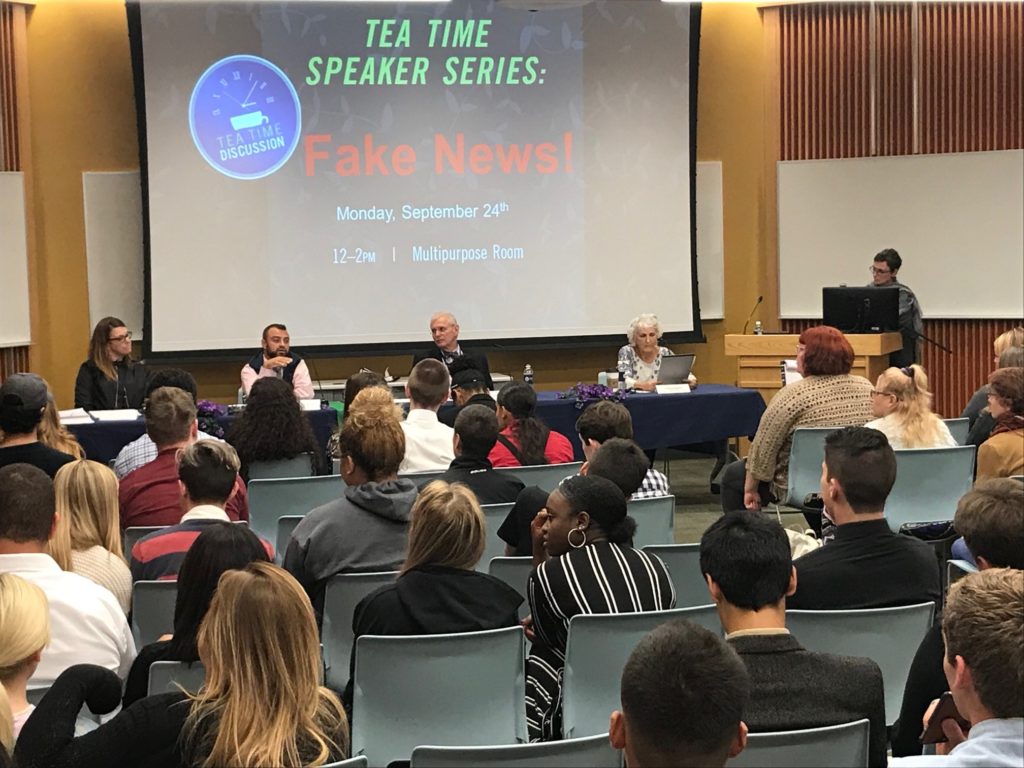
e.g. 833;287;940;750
412;346;494;390
439;392;497;428
74;359;148;410
435;454;525;505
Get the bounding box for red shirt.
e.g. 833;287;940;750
488;425;575;468
118;448;249;528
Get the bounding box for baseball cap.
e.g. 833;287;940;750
451;368;487;390
1;373;49;412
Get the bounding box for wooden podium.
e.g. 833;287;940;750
725;333;902;407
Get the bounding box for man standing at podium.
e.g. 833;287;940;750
869;248;923;367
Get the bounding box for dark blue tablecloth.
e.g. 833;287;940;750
68;409;339;468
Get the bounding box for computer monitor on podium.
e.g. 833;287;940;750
822;286;899;334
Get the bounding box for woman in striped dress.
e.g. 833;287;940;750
525;475;675;741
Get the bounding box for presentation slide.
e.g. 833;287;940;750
133;0;698;354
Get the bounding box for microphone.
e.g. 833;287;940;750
304;352;328;408
742;295;764;335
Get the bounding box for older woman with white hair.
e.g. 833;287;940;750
616;313;695;392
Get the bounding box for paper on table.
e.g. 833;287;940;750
88;409;142;421
299;399;323;412
59;408;90;419
61;415;96;425
655;383;691;395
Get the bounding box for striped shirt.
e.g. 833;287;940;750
526;542;675;741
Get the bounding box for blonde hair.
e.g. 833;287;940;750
943;568;1024;719
993;326;1024;357
37;398;84;460
0;574;49;752
49;460;124;572
186;563;348;767
339;390;405;480
403;481;485;574
348;385;403;422
875;364;948;448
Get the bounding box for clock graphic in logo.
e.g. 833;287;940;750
189;54;301;180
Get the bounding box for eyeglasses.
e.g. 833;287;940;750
869;266;892;275
108;332;133;342
796;345;807;354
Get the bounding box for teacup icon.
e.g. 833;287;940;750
230;111;270;131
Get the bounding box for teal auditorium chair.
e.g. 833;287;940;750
131;579;178;647
942;418;969;445
247;475;339;542
628;496;675;548
496;462;583;491
886;446;976;530
321;571;400;692
411;734;620;768
488;557;532;620
351;627;527;768
642;544;707;608
147;660;206;696
728;719;870;768
123;525;164;560
561;606;720;739
248;453;315;480
479;502;515;570
786;603;935;725
323;758;368;768
275;515;303;565
782;427;837;508
398;469;448;487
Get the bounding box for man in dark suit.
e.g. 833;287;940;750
701;510;888;768
788;426;941;611
412;311;493;390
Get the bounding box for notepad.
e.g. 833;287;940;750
87;409;142;421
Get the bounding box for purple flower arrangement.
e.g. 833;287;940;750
196;399;227;439
558;383;626;410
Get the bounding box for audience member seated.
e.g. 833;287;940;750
327;370;386;458
788;427;941;610
37;395;84;460
49;461;131;614
227;376;321;481
399;359;455;473
0;465;134;687
889;568;1023;768
119;387;248;528
73;317;148;411
0;574;48;749
122;522;271;707
15;563;349;768
966;346;1023;447
0;374;75;478
438;358;496;428
575;401;670;498
412;310;494;390
701;511;887;766
113;369;220;480
131;442;270;582
525;475;674;741
865;365;957;448
345;481;522;703
436;405;524;504
961;326;1024;428
609;620;749;768
893;479;1024;757
284;391;417;618
617;313;696;392
489;381;574;468
976;367;1024;479
720;326;873;512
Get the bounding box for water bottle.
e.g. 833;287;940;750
523;364;534;387
617;359;627;392
754;320;763;336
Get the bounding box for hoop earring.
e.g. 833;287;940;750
568;527;587;549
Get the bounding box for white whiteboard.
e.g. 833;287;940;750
83;172;144;339
0;172;31;348
696;160;724;320
779;150;1024;319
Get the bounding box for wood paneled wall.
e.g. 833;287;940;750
775;2;1023;418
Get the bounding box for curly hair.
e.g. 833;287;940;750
227;377;320;481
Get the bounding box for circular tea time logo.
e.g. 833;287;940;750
189;54;301;180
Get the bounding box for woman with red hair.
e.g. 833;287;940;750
720;326;874;511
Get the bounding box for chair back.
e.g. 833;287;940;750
496;462;583;491
248;453;315;481
275;515;304;565
562;606;720;739
123;526;165;561
642;544;706;608
247;475;338;542
398;470;449;488
886;447;976;530
783;428;837;508
787;603;934;725
411;734;620;768
487;557;532;620
147;660;206;696
943;418;969;445
323;758;369;768
479;502;515;570
131;580;178;647
321;571;400;692
728;718;870;768
628;496;675;548
351;626;527;768
946;558;978;587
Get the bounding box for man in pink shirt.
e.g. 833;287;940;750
240;323;314;400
